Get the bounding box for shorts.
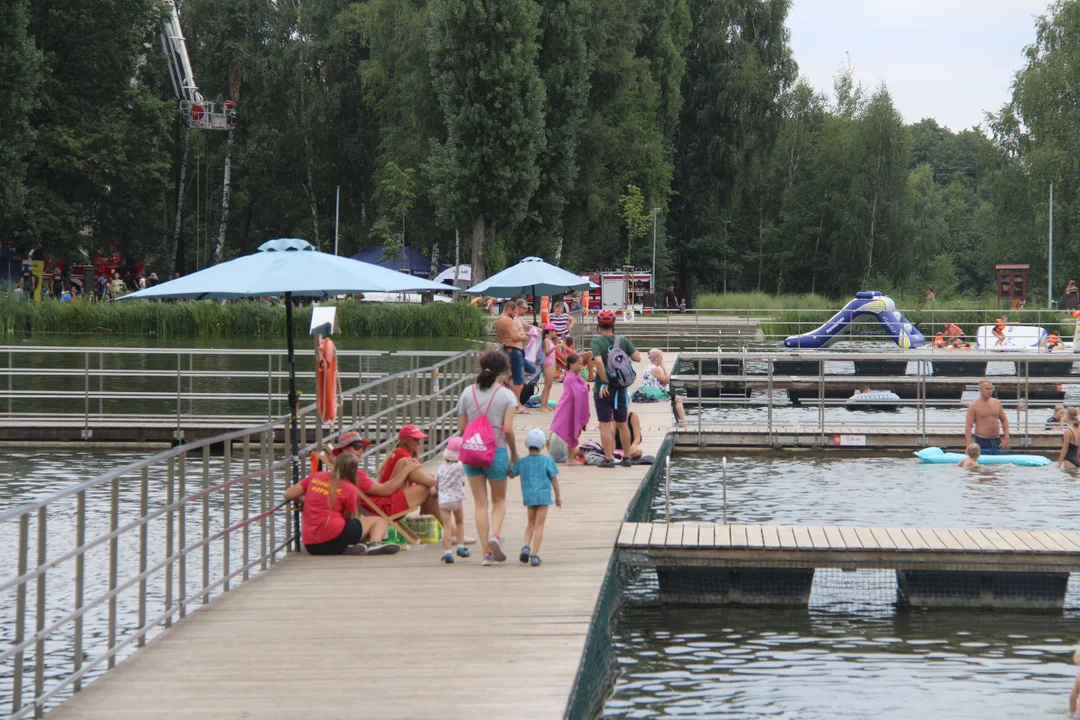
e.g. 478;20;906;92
594;388;629;424
974;436;1002;456
440;500;462;512
463;446;510;481
359;490;411;518
304;517;365;556
503;346;536;385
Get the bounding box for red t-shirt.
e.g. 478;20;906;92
300;472;358;546
379;448;414;485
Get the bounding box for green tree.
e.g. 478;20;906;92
17;0;172;263
619;185;649;264
427;0;547;281
670;0;795;296
375;161;419;265
0;0;40;230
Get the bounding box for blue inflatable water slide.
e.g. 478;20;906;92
784;291;926;349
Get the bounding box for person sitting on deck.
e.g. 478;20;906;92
613;411;644;460
284;453;399;555
1048;332;1063;352
334;430;430;525
957;443;980;468
374;425;443;521
639;349;688;427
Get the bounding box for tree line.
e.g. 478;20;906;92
0;0;1077;301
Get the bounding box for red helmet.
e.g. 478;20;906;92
597;309;617;324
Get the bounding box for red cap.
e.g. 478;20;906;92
597;309;617;324
332;430;372;456
398;424;428;440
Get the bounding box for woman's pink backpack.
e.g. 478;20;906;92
459;385;501;467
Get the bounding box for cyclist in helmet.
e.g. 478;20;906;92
591;309;641;468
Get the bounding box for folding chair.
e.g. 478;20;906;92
318;448;422;545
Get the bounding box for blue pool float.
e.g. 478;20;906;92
914;447;1051;466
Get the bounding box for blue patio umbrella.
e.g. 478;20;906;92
466;256;594;321
122;239;454;544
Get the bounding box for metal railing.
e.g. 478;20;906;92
0;346;463;439
672;349;1078;447
572;307;1078;351
0;348;479;718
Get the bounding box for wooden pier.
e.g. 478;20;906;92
674;426;1063;451
618;522;1080;609
45;387;677;719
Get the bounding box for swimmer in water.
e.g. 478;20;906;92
957;443;980;468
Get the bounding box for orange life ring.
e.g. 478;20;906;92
316;337;338;422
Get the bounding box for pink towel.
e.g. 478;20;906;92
551;371;590;447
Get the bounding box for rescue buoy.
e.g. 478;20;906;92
316;337;338;422
540;296;551;325
623;310;635;322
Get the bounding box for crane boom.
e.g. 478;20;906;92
160;0;235;130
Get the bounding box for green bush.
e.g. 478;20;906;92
695;292;836;312
0;296;487;338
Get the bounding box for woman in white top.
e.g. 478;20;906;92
644;349;687;427
456;350;519;565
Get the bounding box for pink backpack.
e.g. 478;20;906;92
459;385;501;467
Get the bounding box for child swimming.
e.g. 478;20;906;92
957;443;980;467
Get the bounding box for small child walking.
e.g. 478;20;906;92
436;437;469;563
510;428;562;566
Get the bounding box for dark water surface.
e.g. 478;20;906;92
603;454;1080;718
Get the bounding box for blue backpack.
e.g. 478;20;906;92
605;335;636;389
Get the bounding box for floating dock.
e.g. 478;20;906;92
618;522;1080;609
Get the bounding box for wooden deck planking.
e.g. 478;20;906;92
745;524;765;550
900;528;930;551
838;526;863;550
791;526;814;550
761;525;781;549
50;379;677;720
730;524;748;549
776;526;797;549
806;526;831;550
664;523;685;548
996;529;1034;552
884;528;914;551
699;523;716;548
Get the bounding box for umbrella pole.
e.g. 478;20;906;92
285;292;301;551
532;284;537;324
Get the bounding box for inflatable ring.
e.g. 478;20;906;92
623;310;635;322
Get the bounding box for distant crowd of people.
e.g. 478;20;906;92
16;267;174;302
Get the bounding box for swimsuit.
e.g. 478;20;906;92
1066;429;1080;466
973;435;1002;456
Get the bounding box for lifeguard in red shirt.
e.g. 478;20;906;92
283;453;397;555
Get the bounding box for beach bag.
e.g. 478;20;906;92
605;336;636;389
459;385;499;468
632;386;669;403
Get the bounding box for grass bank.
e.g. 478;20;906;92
0;297;488;338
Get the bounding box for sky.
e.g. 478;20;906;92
786;0;1050;132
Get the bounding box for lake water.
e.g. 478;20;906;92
603;454;1080;719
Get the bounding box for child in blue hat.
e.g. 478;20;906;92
509;428;562;566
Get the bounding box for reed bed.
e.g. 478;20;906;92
0;297;487;338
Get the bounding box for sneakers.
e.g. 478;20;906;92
441;551;454;564
530;555;542;566
519;545;531;563
343;543;368;556
489;535;507;562
365;542;400;556
456;546;470;558
482;552;496;566
620;457;633;467
599;459;616;468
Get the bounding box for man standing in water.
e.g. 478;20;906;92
964;380;1010;455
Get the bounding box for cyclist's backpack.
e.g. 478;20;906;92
605;336;636;389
